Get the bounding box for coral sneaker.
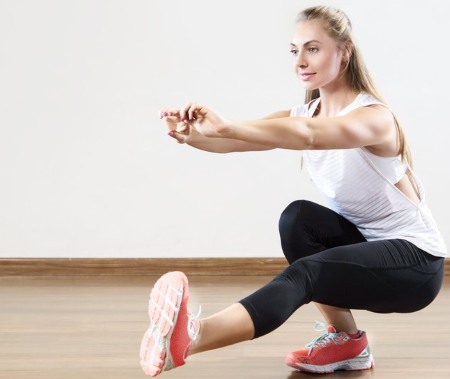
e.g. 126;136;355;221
140;271;200;377
285;322;374;374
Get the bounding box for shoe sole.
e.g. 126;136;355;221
291;352;375;374
140;272;188;377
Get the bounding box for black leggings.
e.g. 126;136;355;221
239;200;444;338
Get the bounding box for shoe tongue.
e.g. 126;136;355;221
327;325;338;333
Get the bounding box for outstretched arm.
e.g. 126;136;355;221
187;104;396;151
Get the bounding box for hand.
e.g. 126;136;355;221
180;102;227;138
159;108;193;144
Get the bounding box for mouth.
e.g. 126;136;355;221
299;73;316;80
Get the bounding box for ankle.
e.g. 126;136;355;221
329;324;358;337
186;319;202;357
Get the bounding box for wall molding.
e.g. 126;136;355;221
0;258;448;277
0;258;289;276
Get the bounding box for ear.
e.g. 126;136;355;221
343;41;353;62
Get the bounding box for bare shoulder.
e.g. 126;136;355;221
359;104;398;153
365;103;394;121
347;104;396;131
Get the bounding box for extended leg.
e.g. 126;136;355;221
140;240;443;376
188;303;255;355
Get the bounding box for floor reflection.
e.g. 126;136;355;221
287;368;375;379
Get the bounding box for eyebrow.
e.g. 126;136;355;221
290;40;322;47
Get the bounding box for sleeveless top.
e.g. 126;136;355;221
290;92;448;257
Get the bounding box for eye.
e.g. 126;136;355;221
308;47;319;53
290;49;299;56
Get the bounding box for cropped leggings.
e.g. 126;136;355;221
239;200;444;338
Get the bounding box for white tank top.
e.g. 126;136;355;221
290;92;448;257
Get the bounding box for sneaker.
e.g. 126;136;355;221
285;322;374;373
140;271;200;377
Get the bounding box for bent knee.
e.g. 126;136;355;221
279;200;309;231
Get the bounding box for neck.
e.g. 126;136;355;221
317;81;359;117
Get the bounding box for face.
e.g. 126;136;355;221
290;20;346;90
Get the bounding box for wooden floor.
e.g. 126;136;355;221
1;275;449;379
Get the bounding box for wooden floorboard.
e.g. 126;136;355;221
0;258;449;276
0;275;449;379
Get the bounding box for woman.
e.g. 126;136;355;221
140;5;447;376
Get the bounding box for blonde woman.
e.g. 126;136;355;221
140;6;447;376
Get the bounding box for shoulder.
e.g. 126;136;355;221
346;92;395;128
342;102;397;153
343;105;395;135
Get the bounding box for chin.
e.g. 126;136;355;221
300;82;319;91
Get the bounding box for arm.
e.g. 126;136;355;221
217;105;396;151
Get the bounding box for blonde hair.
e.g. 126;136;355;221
296;6;412;166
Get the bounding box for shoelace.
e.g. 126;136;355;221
187;306;202;341
305;321;343;356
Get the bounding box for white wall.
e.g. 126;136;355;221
1;0;449;258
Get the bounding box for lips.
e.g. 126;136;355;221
299;73;316;80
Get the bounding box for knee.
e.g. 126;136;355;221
279;200;319;263
408;266;444;312
279;200;307;235
279;200;318;239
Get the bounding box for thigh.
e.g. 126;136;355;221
298;239;444;313
279;200;366;263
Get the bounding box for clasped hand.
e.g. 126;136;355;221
159;103;227;143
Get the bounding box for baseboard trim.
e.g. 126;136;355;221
0;258;289;276
0;258;448;277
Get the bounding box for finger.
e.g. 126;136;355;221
159;108;180;119
168;130;187;144
164;116;181;131
188;103;198;121
181;102;205;121
196;106;210;121
176;122;189;134
189;103;208;121
180;102;194;121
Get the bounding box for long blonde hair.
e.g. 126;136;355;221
296;6;412;166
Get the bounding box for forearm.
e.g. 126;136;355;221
206;110;290;152
220;117;313;150
187;135;273;153
174;108;289;153
185;136;240;154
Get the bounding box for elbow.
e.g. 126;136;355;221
297;125;315;150
288;118;315;150
302;134;315;150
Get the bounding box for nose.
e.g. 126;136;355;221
295;51;307;69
